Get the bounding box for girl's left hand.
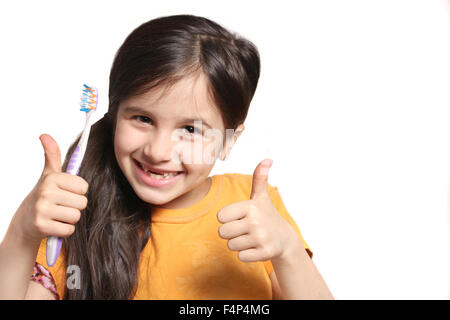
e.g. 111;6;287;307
217;159;300;263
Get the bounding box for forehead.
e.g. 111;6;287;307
120;72;223;128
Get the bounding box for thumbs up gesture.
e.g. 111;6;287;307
217;159;298;263
9;134;89;245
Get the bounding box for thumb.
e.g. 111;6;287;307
250;159;273;199
39;133;62;176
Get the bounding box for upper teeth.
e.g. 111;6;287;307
141;163;177;177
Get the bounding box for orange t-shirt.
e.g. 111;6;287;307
35;173;312;299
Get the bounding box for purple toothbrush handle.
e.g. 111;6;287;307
66;145;82;175
46;236;63;267
46;145;82;267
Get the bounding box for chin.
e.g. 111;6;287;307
135;189;172;206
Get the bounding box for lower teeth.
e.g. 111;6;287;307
146;172;174;180
139;165;176;179
137;161;180;180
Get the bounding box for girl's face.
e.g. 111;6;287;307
114;72;240;209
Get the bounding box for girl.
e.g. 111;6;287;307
0;14;333;300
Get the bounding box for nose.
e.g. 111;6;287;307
143;130;179;163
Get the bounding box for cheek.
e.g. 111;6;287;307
204;129;225;160
114;126;129;156
173;134;223;166
183;163;214;178
114;123;141;159
204;140;222;164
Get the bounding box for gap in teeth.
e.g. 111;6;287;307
146;171;175;179
139;163;177;178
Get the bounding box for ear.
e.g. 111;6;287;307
220;124;245;161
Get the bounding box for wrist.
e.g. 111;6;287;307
272;225;306;266
2;222;41;253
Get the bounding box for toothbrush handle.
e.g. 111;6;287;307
46;114;92;267
46;236;63;268
46;145;83;267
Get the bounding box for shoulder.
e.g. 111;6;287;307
218;173;252;187
213;173;278;198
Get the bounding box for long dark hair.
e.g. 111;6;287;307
62;14;260;299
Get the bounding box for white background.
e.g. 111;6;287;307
0;0;449;299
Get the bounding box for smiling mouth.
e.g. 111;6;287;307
134;159;183;178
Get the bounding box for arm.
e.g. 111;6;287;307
25;281;56;300
0;224;41;299
270;229;334;300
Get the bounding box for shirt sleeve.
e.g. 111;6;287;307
30;262;59;299
263;185;313;276
33;238;67;299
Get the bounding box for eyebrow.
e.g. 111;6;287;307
123;105;213;129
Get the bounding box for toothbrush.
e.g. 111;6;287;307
46;84;98;267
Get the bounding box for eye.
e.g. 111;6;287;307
183;125;202;135
132;116;202;136
134;115;152;124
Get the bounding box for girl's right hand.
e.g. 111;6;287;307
10;134;89;244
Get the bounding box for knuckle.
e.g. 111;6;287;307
246;204;258;218
248;201;257;212
255;230;267;243
34;199;47;215
248;217;260;228
39;188;52;201
42;172;53;182
35;217;49;235
45;172;59;183
34;217;44;233
259;247;271;261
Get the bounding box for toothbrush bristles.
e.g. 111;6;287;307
80;83;98;112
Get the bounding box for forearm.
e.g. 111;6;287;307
0;224;40;299
271;230;334;300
